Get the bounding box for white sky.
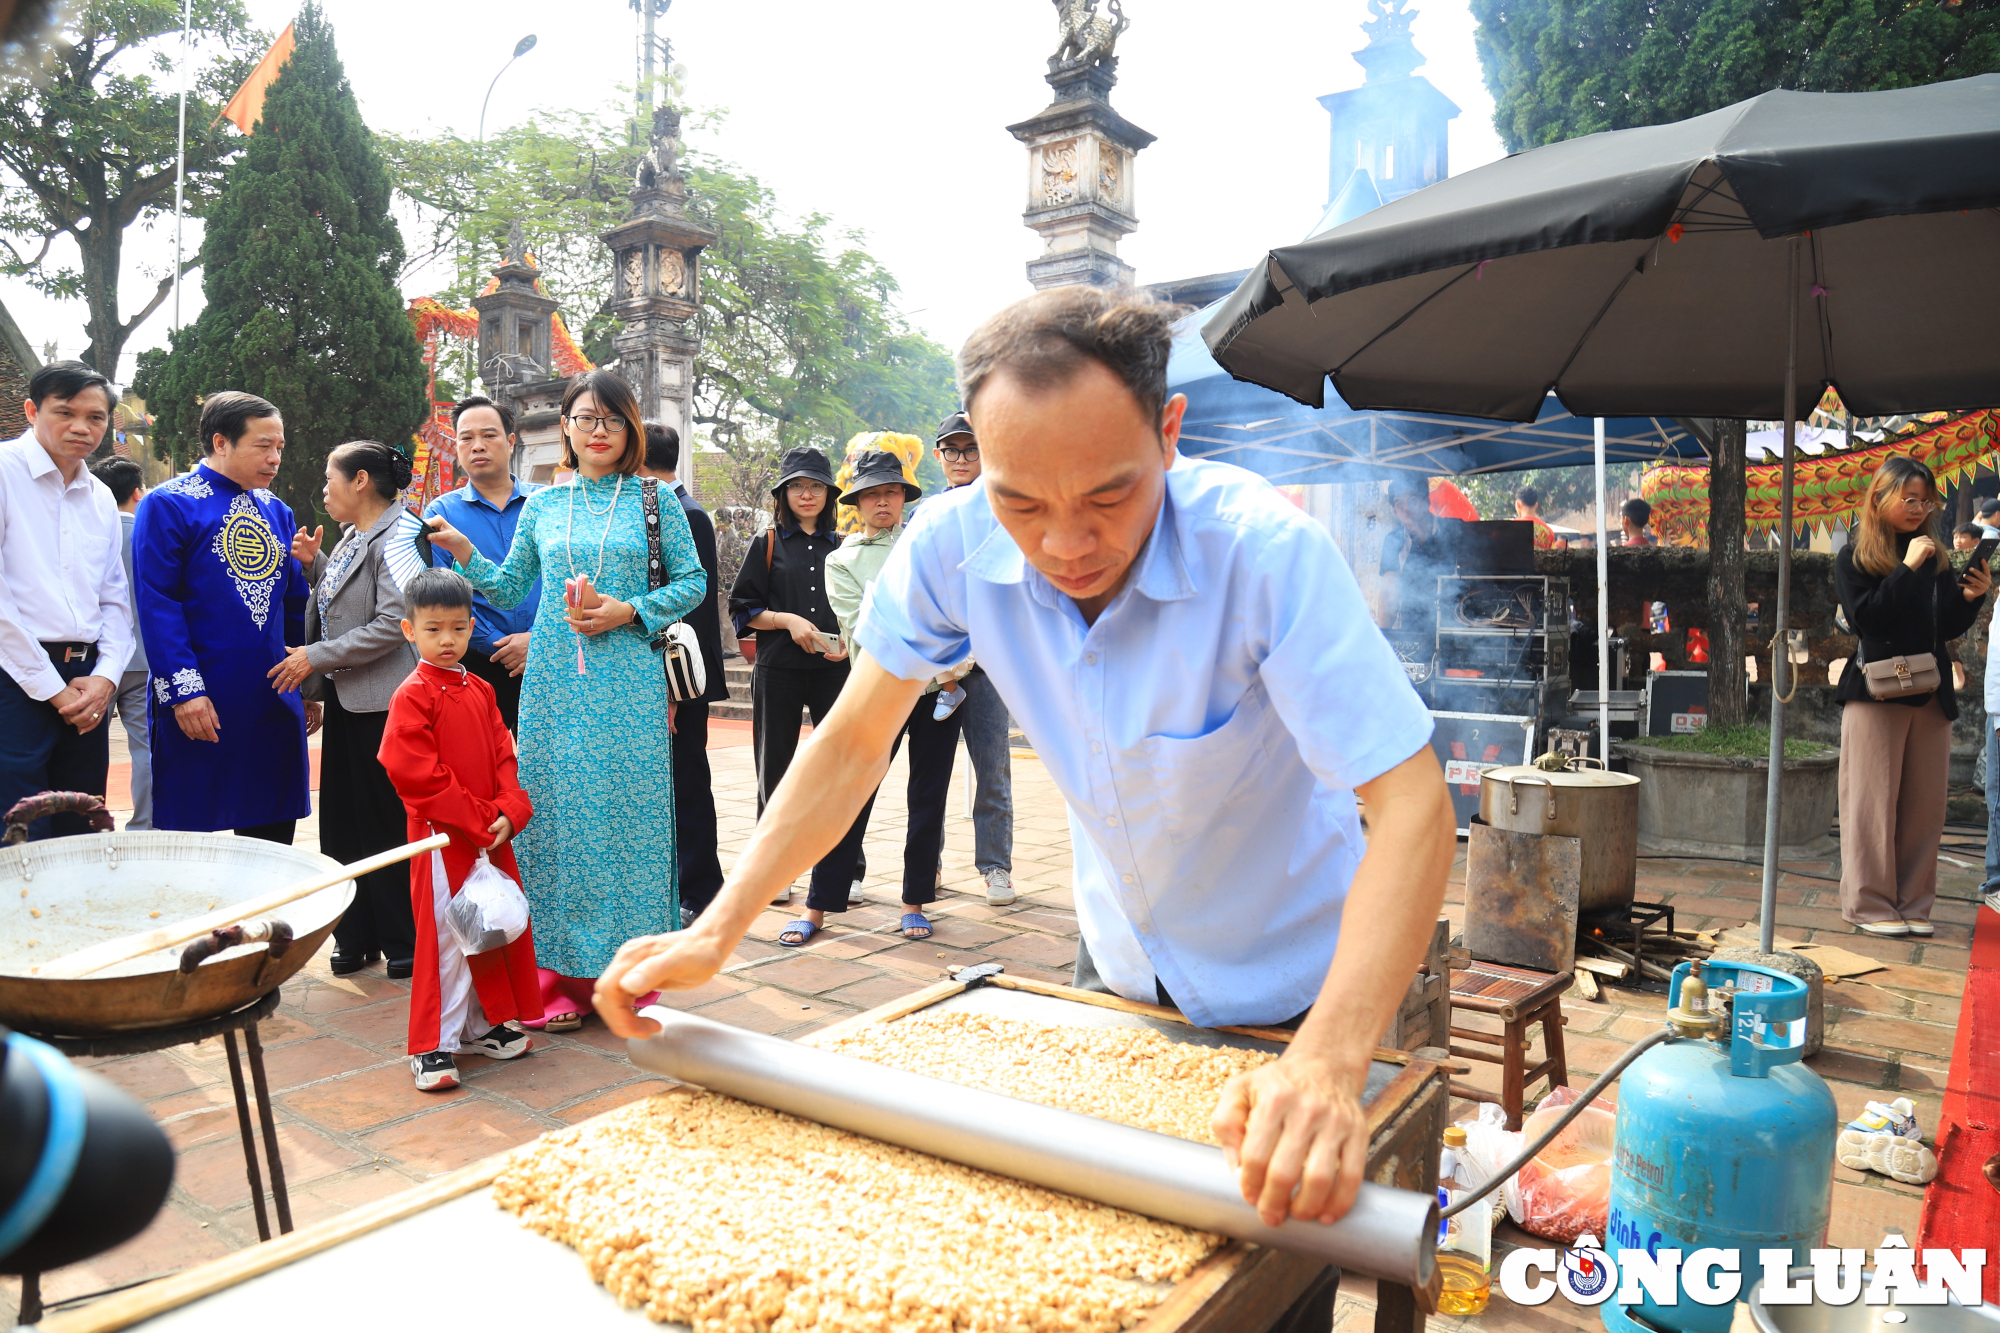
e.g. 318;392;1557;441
1;0;1507;383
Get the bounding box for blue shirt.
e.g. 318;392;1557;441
425;480;541;654
857;456;1434;1027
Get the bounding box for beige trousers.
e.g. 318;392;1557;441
1838;695;1951;925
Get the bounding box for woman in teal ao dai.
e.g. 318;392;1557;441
429;372;704;1029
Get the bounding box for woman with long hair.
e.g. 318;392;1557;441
1833;455;1991;936
426;371;706;1029
269;440;420;976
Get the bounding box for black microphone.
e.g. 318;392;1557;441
0;1028;175;1274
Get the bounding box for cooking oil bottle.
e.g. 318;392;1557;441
1436;1125;1493;1315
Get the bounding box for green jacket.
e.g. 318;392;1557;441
826;523;939;693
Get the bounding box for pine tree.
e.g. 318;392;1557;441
135;0;426;523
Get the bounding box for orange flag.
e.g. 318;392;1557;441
217;23;296;134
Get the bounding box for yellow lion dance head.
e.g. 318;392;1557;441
832;431;926;534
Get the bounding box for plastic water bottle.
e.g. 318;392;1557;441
1437;1125;1492;1315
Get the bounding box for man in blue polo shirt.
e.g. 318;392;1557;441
594;287;1454;1241
424;396;539;730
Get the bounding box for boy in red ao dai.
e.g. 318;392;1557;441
379;569;543;1090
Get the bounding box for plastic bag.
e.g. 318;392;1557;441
443;852;529;955
1454;1102;1524;1227
1514;1085;1616;1244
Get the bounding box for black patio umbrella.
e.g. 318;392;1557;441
1204;75;2000;951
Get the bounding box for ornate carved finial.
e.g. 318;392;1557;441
1049;0;1128;74
1361;0;1417;43
1355;0;1424;81
503;219;528;266
634;102;684;194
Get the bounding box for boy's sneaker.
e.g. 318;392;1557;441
934;685;966;721
463;1025;533;1061
1838;1097;1931;1181
984;868;1016;906
1984;889;2000;914
411;1051;459;1092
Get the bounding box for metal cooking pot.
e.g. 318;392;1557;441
0;832;353;1036
1478;757;1640;913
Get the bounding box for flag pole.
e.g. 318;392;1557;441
170;0;192;335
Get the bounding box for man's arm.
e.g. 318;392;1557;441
595;652;925;1033
1210;744;1453;1226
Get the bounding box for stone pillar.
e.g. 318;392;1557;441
472;222;558;407
1007;15;1154;291
603;104;716;447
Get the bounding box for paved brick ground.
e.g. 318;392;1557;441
5;727;1982;1328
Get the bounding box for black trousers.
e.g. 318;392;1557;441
236;821;296;844
464;646;523;733
751;663;868;910
0;643;109;840
318;687;416;963
887;692;965;907
673;700;725;916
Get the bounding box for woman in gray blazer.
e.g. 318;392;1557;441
269;441;421;977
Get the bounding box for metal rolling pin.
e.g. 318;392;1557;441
628;1006;1438;1288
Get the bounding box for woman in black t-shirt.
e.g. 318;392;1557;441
1832;456;1990;937
727;447;870;938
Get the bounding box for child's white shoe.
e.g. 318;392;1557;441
411;1050;459;1092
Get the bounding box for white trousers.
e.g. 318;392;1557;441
424;850;488;1054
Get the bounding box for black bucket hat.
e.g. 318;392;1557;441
839;449;923;506
935;411;974;443
770;446;836;496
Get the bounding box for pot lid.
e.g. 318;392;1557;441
1482;763;1640;789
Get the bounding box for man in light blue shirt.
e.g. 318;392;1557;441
595;288;1455;1232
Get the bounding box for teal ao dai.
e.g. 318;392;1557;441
459;474;705;977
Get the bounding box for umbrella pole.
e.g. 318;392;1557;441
1595;419;1610;761
1758;236;1802;955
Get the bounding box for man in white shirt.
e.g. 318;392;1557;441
0;361;135;839
595;288;1455;1242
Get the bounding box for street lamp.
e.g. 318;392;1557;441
477;34;538;144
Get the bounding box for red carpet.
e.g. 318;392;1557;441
1919;902;1999;1301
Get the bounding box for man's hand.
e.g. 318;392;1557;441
174;697;221;742
1212;1052;1369;1226
593;924;735;1037
54;676;115;734
304;700;323;736
292;524;324;566
490;632;530;676
267;645;314;693
487;813;514;849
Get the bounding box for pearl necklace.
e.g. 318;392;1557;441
565;473;624;585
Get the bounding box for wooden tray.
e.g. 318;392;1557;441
38;972;1447;1333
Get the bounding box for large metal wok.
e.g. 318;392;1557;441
0;831;353;1036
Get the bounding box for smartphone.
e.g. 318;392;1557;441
1966;537;1999;580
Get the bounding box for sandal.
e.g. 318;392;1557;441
900;912;933;940
778;919;818;947
544;1011;583;1033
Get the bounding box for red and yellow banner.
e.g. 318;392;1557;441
1642;410;2000;545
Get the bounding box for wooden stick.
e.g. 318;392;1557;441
1573;956;1630;979
39;834;450;979
1573;968;1601;1001
797;977;968;1046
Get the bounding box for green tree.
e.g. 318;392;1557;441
376;102;960;507
0;0;262;374
134;1;427;525
1473;0;2000;151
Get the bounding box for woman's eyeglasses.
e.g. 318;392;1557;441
1897;496;1942;513
786;481;827;496
566;414;627;434
939;445;979;462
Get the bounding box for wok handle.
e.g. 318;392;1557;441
178;919;296;974
1505;772;1557;820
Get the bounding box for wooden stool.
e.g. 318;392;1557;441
1448;960;1571;1130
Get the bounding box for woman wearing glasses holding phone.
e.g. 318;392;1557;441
1833;455;1991;938
425;370;706;1030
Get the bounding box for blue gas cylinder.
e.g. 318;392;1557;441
1600;961;1836;1333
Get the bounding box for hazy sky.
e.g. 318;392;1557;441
1;0;1508;382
